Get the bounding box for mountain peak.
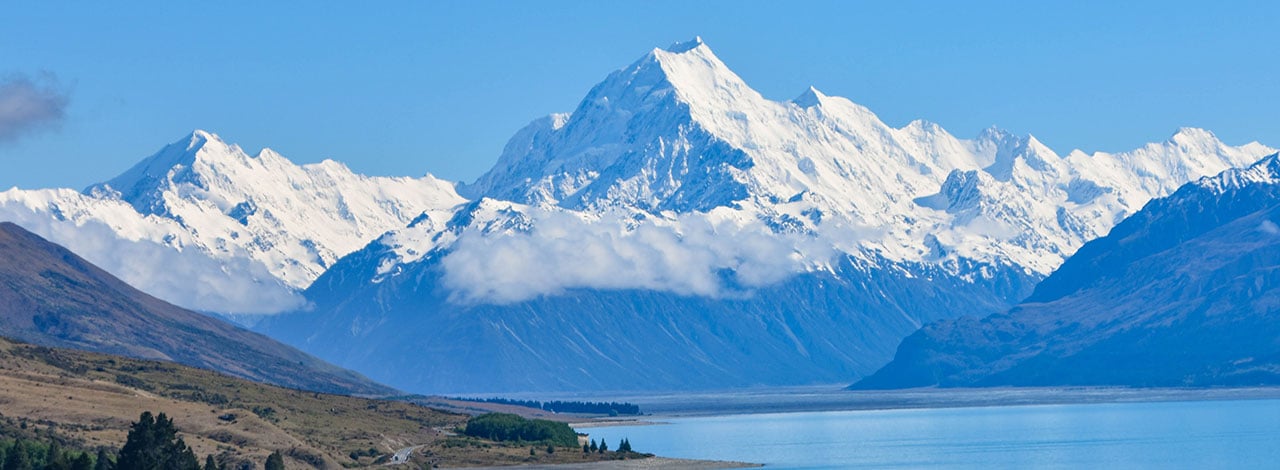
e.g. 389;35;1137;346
665;36;705;53
1193;151;1280;195
1168;127;1220;147
85;130;242;200
792;86;827;107
189;128;220;143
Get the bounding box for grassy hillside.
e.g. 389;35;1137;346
0;336;649;468
0;221;389;396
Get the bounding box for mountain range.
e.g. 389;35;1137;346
1;130;462;314
259;39;1274;392
855;152;1280;388
1;38;1275;393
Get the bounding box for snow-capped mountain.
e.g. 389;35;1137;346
440;37;1272;295
856;152;1280;388
0;130;464;313
257;38;1274;393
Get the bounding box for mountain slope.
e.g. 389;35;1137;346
0;221;392;395
259;39;1272;393
855;154;1280;389
461;38;1272;278
0;131;464;314
274;250;1031;392
85;130;465;288
0;335;464;468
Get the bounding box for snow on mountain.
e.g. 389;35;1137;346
262;38;1277;393
0;130;465;313
439;38;1276;302
0;187;301;314
855;152;1280;389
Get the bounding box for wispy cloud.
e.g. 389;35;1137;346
0;73;69;143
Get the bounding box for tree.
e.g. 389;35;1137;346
3;439;32;470
45;441;65;470
588;440;597;452
582;443;589;454
618;438;632;453
116;412;200;470
598;440;607;453
528;447;535;457
263;452;283;470
545;445;555;455
202;456;217;470
72;453;94;470
94;449;113;470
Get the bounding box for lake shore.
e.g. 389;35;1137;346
519;385;1280;420
461;456;761;469
570;419;664;429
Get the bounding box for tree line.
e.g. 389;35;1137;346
2;412;285;470
451;397;641;415
462;413;579;447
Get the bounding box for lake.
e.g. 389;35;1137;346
585;398;1280;468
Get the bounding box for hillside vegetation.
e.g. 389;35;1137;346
0;222;389;396
0;336;651;468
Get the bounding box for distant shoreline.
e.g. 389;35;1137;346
570;420;665;429
532;385;1280;421
461;456;761;469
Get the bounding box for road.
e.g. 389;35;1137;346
385;445;423;465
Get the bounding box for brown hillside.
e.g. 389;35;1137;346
0;221;389;396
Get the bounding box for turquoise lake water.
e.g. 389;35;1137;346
585;399;1280;469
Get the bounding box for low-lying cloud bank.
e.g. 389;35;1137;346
440;209;836;304
0;205;304;315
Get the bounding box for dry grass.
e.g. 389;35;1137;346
0;337;649;469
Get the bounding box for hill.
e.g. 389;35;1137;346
0;221;389;396
0;335;658;468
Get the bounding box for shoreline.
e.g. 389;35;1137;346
570;420;664;429
460;456;761;469
554;385;1280;422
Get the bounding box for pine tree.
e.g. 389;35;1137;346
202;456;217;470
528;447;536;456
618;438;632;453
598;440;607;453
264;452;283;470
46;441;71;470
582;443;589;454
3;439;32;470
116;412;200;470
94;449;113;470
71;453;94;470
589;440;597;452
546;445;555;455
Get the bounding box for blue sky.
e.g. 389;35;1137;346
2;1;1278;189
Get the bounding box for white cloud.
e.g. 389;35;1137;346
0;205;303;314
0;73;69;143
440;209;834;304
1260;219;1279;235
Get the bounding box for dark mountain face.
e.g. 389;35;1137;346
260;250;1034;393
855;155;1280;389
0;221;392;396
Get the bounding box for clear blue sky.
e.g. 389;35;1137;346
2;1;1278;189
